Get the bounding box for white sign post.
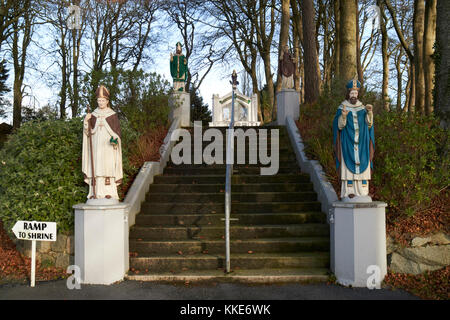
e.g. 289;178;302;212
12;220;57;287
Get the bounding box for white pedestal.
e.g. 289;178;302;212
73;202;129;285
169;91;191;127
332;201;387;288
276;89;300;125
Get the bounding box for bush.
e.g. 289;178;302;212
0;118;139;234
372;112;449;215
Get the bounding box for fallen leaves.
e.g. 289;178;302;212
386;190;450;246
384;267;450;300
0;221;67;283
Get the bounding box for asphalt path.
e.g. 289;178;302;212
0;279;419;300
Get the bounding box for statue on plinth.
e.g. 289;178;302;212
279;45;294;90
170;42;188;92
82;85;123;202
332;78;375;202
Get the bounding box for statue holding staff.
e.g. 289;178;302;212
82;85;123;201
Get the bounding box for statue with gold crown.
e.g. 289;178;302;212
82;85;123;203
332;77;375;202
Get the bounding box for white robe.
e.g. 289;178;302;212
82;107;123;200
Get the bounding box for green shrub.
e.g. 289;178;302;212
372;112;449;215
0;118;139;235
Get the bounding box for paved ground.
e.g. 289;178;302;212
0;279;419;300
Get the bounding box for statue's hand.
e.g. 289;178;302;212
341;106;349;117
366;104;373;112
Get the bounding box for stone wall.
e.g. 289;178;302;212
387;232;450;274
15;233;74;269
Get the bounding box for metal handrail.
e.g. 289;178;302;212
224;71;238;273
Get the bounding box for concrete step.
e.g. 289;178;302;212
166;155;297;166
134;212;326;226
181;126;288;133
163;167;299;175
126;267;330;283
153;174;311;184
165;161;298;169
129;252;330;271
140;201;321;214
129;224;329;240
148;183;314;193
146;192;317;203
130;237;330;255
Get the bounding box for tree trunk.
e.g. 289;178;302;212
414;0;426;114
339;0;357;82
435;0;450;129
333;0;340;78
408;63;416;113
12;3;32;129
356;0;363;86
395;50;404;111
290;0;302;95
275;0;290;95
404;70;411;113
379;0;390;111
301;0;320;104
423;0;437;115
71;28;80;117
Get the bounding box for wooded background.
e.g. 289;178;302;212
0;0;448;130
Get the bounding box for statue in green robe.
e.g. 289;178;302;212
170;42;188;92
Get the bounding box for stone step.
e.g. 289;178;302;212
163;167;299;176
181;126;288;133
165;161;298;169
148;183;314;193
129;252;330;271
134;212;326;226
129;224;329;240
153;174;311;184
130;237;330;255
126;267;330;283
140;201;321;214
175;145;290;152
146;192;317;203
166;154;297;165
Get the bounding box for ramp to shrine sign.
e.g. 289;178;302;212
12;221;57;241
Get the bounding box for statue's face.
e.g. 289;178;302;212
349;90;358;104
176;44;182;54
97;97;109;109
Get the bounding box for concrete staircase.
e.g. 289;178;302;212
127;126;330;282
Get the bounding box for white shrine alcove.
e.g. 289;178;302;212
209;91;261;127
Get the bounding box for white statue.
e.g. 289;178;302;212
82;85;123;202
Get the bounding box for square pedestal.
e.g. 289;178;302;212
276;89;300;125
74;202;129;285
332;201;387;287
170;92;191;127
